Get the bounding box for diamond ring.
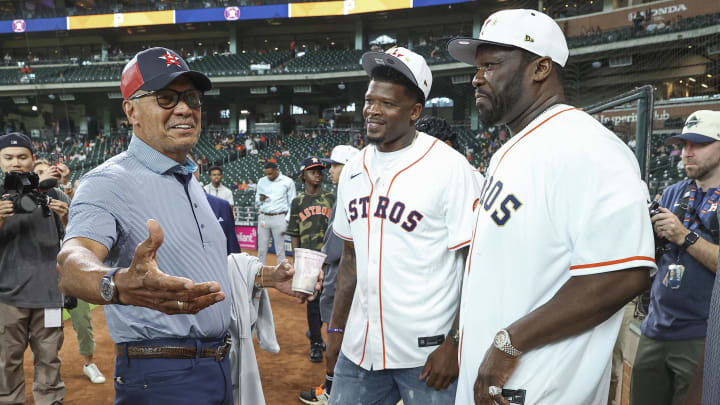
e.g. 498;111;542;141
489;385;503;397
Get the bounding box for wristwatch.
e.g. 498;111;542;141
682;231;700;250
447;328;460;344
99;267;122;304
493;329;522;358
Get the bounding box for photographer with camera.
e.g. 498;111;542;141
0;132;70;404
631;111;720;405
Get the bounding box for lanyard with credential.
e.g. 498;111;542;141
682;183;720;232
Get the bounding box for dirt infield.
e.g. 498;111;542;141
23;252;327;405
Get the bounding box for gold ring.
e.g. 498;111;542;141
177;300;184;311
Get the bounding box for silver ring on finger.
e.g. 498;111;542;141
177;300;185;311
489;385;503;397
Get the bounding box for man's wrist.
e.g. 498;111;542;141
446;327;460;345
682;230;700;250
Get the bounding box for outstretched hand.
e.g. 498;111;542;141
114;219;226;314
271;260;323;303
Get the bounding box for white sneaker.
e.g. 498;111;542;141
83;363;106;384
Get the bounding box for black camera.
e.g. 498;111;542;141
649;200;670;258
1;171;52;216
636;200;665;320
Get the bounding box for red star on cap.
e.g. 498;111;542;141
159;52;181;67
389;48;404;58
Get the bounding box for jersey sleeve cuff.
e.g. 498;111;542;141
569;256;657;276
333;229;353;241
448;240;471;251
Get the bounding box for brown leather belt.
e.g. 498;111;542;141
262;211;287;216
116;338;231;362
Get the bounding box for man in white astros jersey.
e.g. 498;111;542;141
447;9;656;405
325;47;478;404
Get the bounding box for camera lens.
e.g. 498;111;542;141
18;195;37;213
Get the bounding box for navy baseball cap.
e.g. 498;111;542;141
300;156;325;171
120;47;211;99
0;132;33;154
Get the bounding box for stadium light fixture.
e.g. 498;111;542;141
31;105;38;111
688;77;696;82
708;74;713;78
702;84;709;88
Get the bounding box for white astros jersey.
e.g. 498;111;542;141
473;169;485;194
456;105;657;404
333;131;478;370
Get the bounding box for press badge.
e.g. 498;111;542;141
663;264;685;290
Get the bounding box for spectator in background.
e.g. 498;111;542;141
430;45;442;59
194;165;240;255
205;166;235;208
670;143;681;157
628;135;637;151
287;157;335;364
255;162;296;266
633;12;645;34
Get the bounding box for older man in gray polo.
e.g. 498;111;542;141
56;47;314;405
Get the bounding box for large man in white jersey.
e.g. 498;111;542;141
447;9;656;405
325;47;478;404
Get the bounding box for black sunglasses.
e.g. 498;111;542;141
129;88;203;109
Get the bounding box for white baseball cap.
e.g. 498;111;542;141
321;144;359;165
448;9;569;68
666;110;720;144
361;46;433;101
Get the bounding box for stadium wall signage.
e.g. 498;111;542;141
0;0;469;34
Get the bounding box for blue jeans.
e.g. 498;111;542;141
330;351;457;405
113;337;232;405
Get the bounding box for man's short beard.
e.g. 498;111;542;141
477;63;526;128
686;157;720;183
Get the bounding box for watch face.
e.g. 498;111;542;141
494;331;507;347
100;278;113;301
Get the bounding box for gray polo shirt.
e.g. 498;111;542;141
65;135;230;343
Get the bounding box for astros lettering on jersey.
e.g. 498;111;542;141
333;131;478;370
456;104;657;404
